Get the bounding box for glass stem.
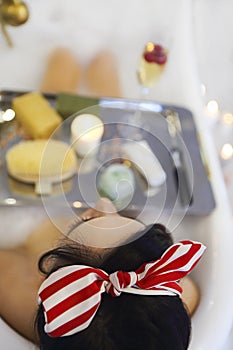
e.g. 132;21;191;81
140;86;150;100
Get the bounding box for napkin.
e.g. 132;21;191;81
56;93;100;119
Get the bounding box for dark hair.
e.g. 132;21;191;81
36;223;191;350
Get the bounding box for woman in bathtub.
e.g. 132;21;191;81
0;198;205;350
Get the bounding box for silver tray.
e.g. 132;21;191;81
0;90;215;216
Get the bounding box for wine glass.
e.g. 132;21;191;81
123;42;168;140
137;41;168;98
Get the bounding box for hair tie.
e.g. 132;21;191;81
38;240;205;338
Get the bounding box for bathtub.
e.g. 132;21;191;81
1;88;232;349
1;68;233;350
1;1;233;348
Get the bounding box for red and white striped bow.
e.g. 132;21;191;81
38;240;205;338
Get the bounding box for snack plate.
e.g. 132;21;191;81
0;90;215;216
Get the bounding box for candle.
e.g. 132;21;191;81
71;114;104;157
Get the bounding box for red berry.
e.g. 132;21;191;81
144;44;167;65
144;51;156;63
154;44;163;52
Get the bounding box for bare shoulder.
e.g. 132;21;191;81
0;249;41;342
180;276;200;316
23;218;66;258
0;218;66;342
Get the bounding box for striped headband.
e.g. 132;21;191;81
38;240;206;338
